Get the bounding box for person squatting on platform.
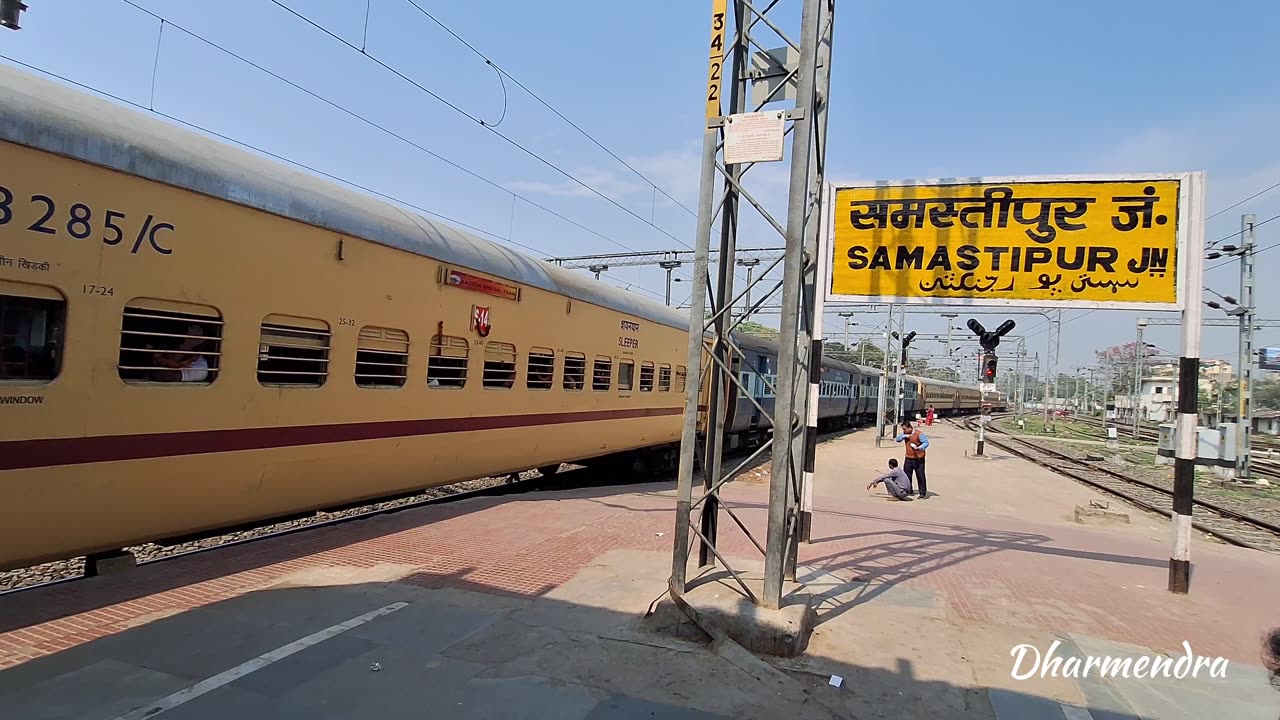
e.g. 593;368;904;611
867;459;913;501
896;420;929;499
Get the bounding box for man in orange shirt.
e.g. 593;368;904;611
895;420;930;499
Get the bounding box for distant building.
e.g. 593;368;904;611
1258;410;1280;436
1200;359;1234;390
1138;360;1232;394
1212;409;1280;436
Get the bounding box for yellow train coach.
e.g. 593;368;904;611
0;65;696;570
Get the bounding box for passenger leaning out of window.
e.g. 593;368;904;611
147;325;209;382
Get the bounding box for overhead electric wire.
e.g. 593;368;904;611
111;0;681;298
1208;213;1280;271
401;0;697;220
117;0;659;262
0;53;665;303
266;0;693;251
1207;180;1280;221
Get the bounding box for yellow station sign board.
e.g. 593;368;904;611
825;175;1196;309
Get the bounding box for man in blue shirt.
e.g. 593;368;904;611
895;420;930;499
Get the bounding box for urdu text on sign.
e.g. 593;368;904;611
825;176;1192;309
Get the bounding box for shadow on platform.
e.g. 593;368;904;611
0;480;675;636
0;568;1152;720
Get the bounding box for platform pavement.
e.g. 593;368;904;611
0;423;1277;718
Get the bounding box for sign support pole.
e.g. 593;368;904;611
1170;172;1205;594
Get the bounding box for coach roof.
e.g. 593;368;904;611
0;64;691;332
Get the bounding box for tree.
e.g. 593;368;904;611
737;321;774;337
1255;377;1280;411
852;340;886;368
906;358;930;375
923;367;960;382
1197;380;1238;421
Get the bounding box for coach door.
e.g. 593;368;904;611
749;354;768;428
723;356;741;429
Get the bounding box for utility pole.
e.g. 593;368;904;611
1216;378;1224;426
1237;214;1256;480
1087;367;1096;416
737;257;761;319
893;305;907;423
839;311;855;350
1044;310;1062;431
876;306;894;442
660;261;682;306
1133;319;1147;438
1015;340;1024;424
670;0;834;613
942;313;957;359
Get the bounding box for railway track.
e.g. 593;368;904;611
960;415;1280;552
1041;414;1280;480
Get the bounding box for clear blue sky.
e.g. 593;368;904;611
3;0;1278;377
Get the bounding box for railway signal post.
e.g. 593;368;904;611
968;319;1012;457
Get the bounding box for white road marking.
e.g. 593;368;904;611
113;601;409;720
1060;704;1095;720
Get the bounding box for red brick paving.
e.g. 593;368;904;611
1;478;1276;670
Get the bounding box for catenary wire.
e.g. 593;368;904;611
1207;180;1280;221
117;0;666;264
1207;213;1280;271
401;0;697;219
0;53;666;303
266;0;693;251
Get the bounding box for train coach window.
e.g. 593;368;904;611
258;316;331;386
428;334;469;388
355;326;409;388
563;352;586;390
118;300;222;384
674;365;687;393
618;360;634;392
527;347;555;390
592;356;612;391
658;364;671;392
639;362;655;392
483;342;517;389
0;283;66;382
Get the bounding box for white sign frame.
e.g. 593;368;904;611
820;172;1201;312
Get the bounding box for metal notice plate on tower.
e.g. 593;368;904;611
724;111;785;165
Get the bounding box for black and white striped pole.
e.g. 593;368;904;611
800;184;832;545
1170;172;1206;594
